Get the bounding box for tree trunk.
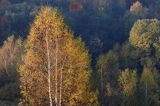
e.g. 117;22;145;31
59;56;66;106
100;68;104;106
46;35;53;106
55;38;58;106
59;66;62;106
145;83;148;106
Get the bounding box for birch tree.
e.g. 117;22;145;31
19;7;67;106
140;67;157;106
97;50;119;105
118;68;137;106
19;6;98;106
0;35;23;101
129;19;160;50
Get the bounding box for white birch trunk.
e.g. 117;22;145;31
59;66;62;106
55;38;58;106
46;35;53;106
59;58;65;106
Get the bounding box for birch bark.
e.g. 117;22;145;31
46;35;53;106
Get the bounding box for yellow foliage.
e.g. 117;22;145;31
118;69;137;96
19;6;98;106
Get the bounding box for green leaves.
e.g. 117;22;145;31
129;19;160;50
140;67;157;89
118;68;137;96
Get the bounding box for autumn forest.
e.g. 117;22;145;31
0;0;160;106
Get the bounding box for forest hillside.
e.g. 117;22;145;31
0;0;160;106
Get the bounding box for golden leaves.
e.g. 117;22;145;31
118;69;137;96
19;6;95;106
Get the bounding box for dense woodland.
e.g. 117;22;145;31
0;0;160;106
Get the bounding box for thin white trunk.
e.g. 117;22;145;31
46;35;53;106
2;55;8;75
59;58;65;106
55;38;58;106
59;67;62;106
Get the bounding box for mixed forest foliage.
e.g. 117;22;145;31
0;0;160;106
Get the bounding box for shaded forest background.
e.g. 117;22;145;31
1;0;160;56
0;0;160;106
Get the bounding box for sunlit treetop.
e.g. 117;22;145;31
130;1;148;16
129;19;160;50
